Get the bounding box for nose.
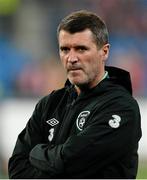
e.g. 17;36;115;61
67;50;78;63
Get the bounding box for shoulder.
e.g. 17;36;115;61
36;87;67;109
100;81;140;113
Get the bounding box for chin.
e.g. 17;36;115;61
70;79;87;87
68;75;88;86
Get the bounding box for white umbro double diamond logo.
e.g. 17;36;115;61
46;118;59;126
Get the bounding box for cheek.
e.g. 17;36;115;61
88;60;100;75
60;56;66;67
87;58;99;70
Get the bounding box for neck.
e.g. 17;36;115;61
75;71;108;95
75;85;81;95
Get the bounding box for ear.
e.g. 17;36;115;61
102;43;110;61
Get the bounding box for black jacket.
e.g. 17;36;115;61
8;66;142;179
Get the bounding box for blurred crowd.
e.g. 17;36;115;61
0;0;147;99
0;0;147;177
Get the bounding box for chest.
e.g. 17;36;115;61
41;91;112;145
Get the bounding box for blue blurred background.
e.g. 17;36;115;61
0;0;147;178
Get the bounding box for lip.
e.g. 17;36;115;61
69;68;81;70
67;67;82;71
68;69;82;73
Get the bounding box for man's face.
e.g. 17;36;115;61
58;29;109;90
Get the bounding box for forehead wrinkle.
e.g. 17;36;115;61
59;29;96;48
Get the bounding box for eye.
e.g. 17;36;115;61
76;46;88;52
60;47;70;53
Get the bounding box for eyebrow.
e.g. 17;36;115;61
60;45;89;49
75;45;88;49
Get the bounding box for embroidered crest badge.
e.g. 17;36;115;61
76;111;90;131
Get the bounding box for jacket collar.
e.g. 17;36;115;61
105;66;132;95
65;66;132;95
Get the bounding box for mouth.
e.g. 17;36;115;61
68;68;81;71
67;66;82;72
67;69;82;75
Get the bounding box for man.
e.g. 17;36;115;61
8;10;142;179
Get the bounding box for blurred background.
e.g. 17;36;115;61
0;0;147;178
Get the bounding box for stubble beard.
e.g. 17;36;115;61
68;73;95;92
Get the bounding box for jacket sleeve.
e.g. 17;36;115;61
8;96;54;179
29;96;142;177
